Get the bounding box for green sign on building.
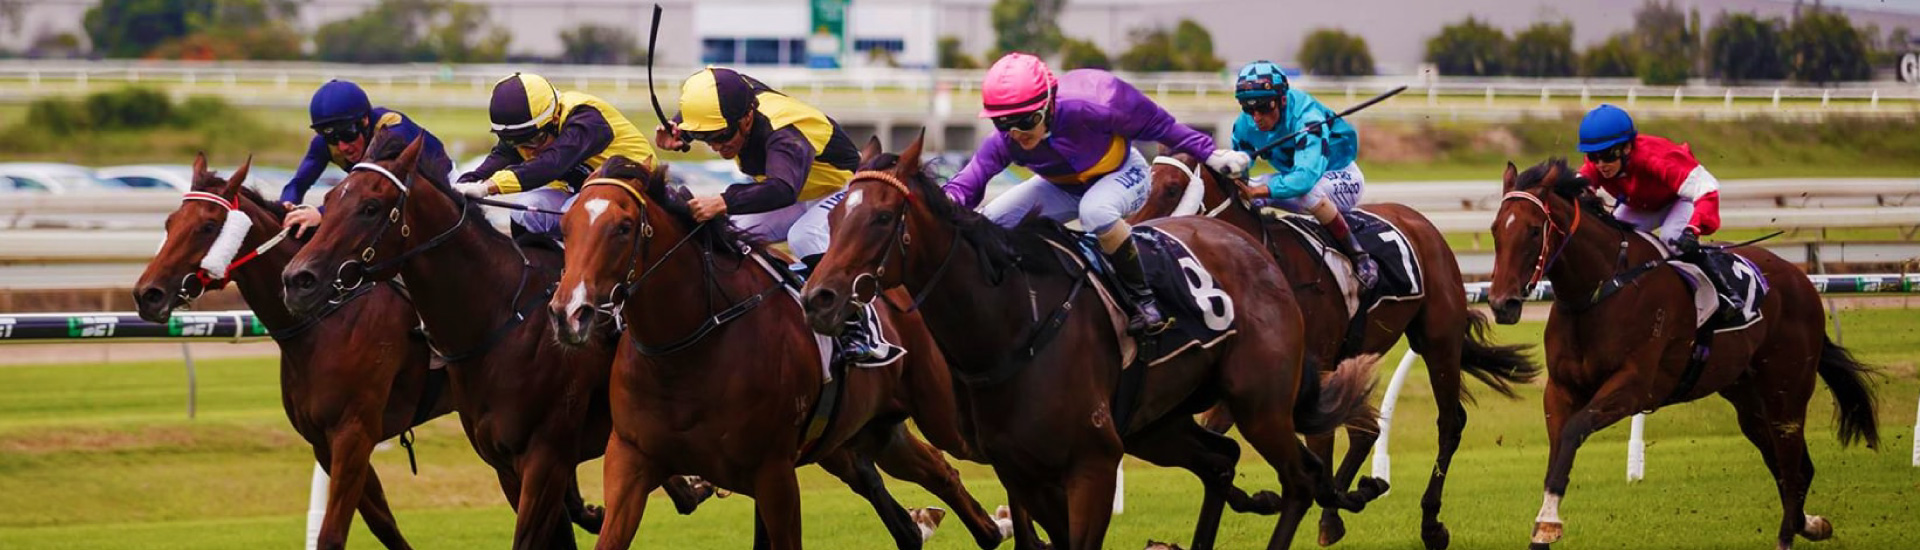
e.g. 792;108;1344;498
808;0;848;68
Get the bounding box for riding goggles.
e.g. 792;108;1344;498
991;109;1046;132
682;124;739;144
1586;144;1628;163
316;121;363;145
496;126;548;147
1239;97;1280;114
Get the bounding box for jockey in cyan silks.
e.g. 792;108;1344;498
455;72;656;238
654;66;897;365
1574;103;1744;318
940;52;1252;336
1227;60;1379;290
281;79;452;238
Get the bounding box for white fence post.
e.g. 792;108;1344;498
305;462;329;550
1910;393;1919;467
1627;413;1647;482
1370;350;1423;486
1113;463;1125;514
1773;89;1782;110
1626;87;1636;106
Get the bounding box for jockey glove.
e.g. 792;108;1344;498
1675;227;1701;256
1206;149;1251;176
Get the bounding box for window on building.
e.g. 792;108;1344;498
787;39;807;65
853;38;905;54
702;39;737;65
744;38;783;65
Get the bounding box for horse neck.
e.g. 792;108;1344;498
394;188;523;351
1543;201;1634;307
902;210;1066;370
622;204;772;355
1200;171;1268;237
226;196;301;331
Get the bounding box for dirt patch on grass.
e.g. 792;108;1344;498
0;424;300;455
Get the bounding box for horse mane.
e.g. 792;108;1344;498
363;125;488;224
1515;157;1636;232
237;186;287;219
864;152;1072;278
595;156;756;259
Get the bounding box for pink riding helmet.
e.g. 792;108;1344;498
979;52;1056;118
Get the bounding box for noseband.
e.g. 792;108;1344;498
173;191;289;304
845;170;959;313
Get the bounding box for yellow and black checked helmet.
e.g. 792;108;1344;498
676;67;758;137
489;72;562;142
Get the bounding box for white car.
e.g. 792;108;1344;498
0;163;127;194
96;164;195;192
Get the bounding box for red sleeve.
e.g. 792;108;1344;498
1689;190;1721;235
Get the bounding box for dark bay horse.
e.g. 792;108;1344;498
133;154;453;550
1489;159;1881;550
802;135;1383;550
281;136;624;549
545;155;1008;550
1132;153;1538;549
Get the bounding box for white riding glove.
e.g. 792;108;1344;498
452;181;495;198
1205;149;1251;176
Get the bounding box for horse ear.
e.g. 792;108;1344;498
650;161;671;190
393;135;425;179
221;155;252;197
860;135;884;164
894;130;926;179
192;152;209;180
1501;161;1518;192
1541;161;1563;194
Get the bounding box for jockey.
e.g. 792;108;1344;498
655;66;890;365
1576;104;1722;254
1228;61;1377;290
456;72;655;237
282;80;452;238
942;52;1248;336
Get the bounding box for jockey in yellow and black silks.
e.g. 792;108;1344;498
456;72;655;237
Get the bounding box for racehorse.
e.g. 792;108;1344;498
801;135;1383;550
1489;159;1881;550
545;154;1011;550
133;154;453;550
280;135;647;549
1132;153;1539;549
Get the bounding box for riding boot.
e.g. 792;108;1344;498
1320;210;1379;290
1108;238;1170;336
834;304;902;366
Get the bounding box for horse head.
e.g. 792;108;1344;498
1488;158;1584;324
282;134;440;317
547;155;670;345
134;152;253;322
801;132;929;335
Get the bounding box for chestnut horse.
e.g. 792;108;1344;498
1132;153;1538;549
545;154;1010;550
281;136;628;549
134;154;452;550
1489;159;1880;550
802;135;1383;550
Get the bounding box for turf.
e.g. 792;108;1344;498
0;307;1914;549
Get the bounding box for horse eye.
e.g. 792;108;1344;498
874;211;896;225
614;220;633;236
1528;226;1543;238
360;201;381;217
199;220;220;234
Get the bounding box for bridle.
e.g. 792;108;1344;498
1152;156;1234;218
173;190;289;304
326;162;469;301
843;170;961;313
1499;189;1583;295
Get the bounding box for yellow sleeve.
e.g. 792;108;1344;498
376;112;404;129
487;170;525;194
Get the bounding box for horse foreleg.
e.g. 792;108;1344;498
1230;406;1315;550
564;476;604;534
314;427;376;550
867;423;1004;549
820;450;924;550
1531;376;1641;549
1060;454;1121;550
751;461;804;550
1122;417;1250;550
354;466;412;550
593;433;661;550
510;447;579;550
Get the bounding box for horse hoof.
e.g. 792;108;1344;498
1143;540;1187;550
1421;521;1450;550
1530;521;1563;545
576;503;605;533
1231;490;1284;515
1801;515;1833;541
1318;515;1347;547
1355;476;1390;502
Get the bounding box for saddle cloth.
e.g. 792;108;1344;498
1058;226;1239;369
1271;208;1425;315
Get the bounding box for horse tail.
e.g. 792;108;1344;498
1457;309;1542;401
1294;354;1381;436
1816;336;1881;449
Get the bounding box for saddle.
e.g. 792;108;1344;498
1268;208;1426;314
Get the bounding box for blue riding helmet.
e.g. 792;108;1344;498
308;80;372;129
1234;61;1288;100
1577;104;1635;153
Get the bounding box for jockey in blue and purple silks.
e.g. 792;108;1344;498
942;52;1251;335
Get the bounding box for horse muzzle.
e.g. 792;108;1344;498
1489;297;1525;325
548;301;596;346
132;283;180;323
801;287;850;336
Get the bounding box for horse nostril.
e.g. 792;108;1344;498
287;271;317;291
138;287;165;306
805;288;840;312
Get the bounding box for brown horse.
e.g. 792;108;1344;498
1131;153;1538;549
1488;159;1881;550
133;154;452;550
281;136;623;549
802;135;1383;550
545;154;1010;550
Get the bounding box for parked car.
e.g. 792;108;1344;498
0;163;127;194
97;164;195;192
